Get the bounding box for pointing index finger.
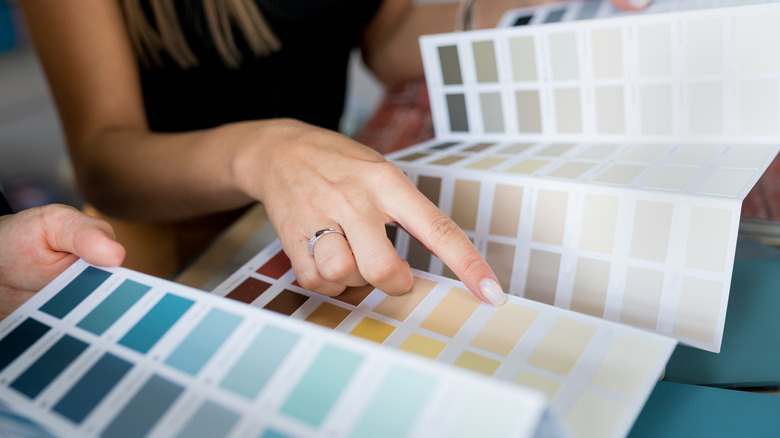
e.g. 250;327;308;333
388;182;506;307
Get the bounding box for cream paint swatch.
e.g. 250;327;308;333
590;335;665;397
527;318;598;375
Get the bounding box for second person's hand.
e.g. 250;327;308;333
232;119;507;306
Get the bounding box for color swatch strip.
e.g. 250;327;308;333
423;1;780;142
212;240;676;438
385;1;780;352
0;260;558;438
387;138;766;352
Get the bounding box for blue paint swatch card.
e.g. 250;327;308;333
0;260;563;438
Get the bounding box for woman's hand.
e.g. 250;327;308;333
0;204;126;319
233;119;507;306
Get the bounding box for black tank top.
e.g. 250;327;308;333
132;0;383;132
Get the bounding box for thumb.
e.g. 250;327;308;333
45;205;126;267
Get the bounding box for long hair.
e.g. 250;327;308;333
121;0;281;69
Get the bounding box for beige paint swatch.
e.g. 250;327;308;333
451;179;481;231
420;287;481;337
374;276;436;321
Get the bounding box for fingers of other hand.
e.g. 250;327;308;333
289;228;358;297
343;219;413;296
310;229;367;287
288;219;413;298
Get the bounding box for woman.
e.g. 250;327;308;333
18;0;642;306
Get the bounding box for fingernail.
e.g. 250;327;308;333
479;278;507;307
629;0;651;9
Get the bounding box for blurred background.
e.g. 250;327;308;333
0;0;395;212
0;0;83;211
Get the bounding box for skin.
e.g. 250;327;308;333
18;0;643;304
0;204;125;320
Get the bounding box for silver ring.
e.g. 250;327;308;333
307;228;346;255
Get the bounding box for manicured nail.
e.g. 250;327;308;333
479;278;507;307
629;0;651;9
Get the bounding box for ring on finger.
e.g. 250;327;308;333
307;228;346;255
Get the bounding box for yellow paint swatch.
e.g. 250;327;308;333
420;287;481;337
399;333;447;359
374;277;436;321
527;317;597;375
471;303;539;356
350;318;395;343
454;351;501;376
514;371;562;400
305;303;350;329
590;335;664;397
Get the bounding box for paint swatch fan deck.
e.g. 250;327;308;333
387;0;780;353
0;2;777;438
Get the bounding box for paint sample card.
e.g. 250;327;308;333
388;139;765;352
385;2;780;352
0;260;562;438
212;240;676;438
496;0;774;29
429;1;780;142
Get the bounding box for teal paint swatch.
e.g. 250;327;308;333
0;318;50;373
77;280;151;335
101;374;183;438
165;308;242;375
280;345;363;426
260;429;293;438
118;293;193;354
174;400;239;438
53;353;132;423
10;335;88;398
220;325;299;399
349;366;437;438
39;266;111;318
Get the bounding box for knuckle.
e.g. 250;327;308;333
427;213;462;247
361;256;401;288
318;254;355;283
456;251;485;278
295;269;324;291
369;161;405;183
